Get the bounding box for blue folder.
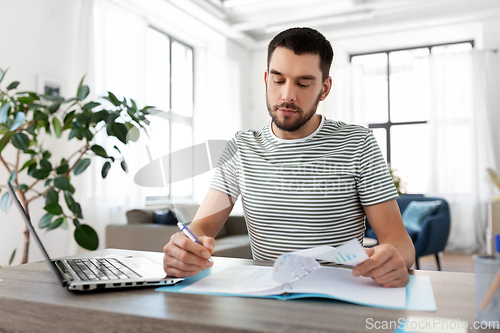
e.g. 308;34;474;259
157;267;437;311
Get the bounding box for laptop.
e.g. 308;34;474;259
6;180;184;292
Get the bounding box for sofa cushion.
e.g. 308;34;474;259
154;210;179;225
126;209;154;224
402;200;442;231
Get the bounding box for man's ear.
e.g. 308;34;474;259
320;76;333;101
264;70;268;87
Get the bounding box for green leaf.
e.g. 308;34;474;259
82;128;93;141
125;122;140;142
120;160;128;173
47;217;65;231
77;85;90;101
63;110;76;128
68;128;81;141
40;159;52;171
52;117;62;138
77;75;86;95
27;161;37;174
42;150;51;159
11;132;30;151
107;91;121;106
28;168;50;179
9;249;16;266
44;178;52;186
48;102;61;114
83;101;100;111
56;163;69;174
43;202;63;215
73;158;91;176
19;158;36;172
64;190;75;208
6;81;20;90
101;161;111;179
8;170;16;184
113;145;121;154
74;224;99;250
39;213;54;228
68;183;75;194
71;202;82;218
46;188;58;205
17;96;34;105
112;122;128;144
0;68;5;83
1;192;12;213
60;218;69;230
54;176;70;190
0;103;10;123
91;144;109;158
17;184;29;190
9;112;26;131
0;132;13;153
73;219;81;228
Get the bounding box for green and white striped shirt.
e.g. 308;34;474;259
210;116;398;261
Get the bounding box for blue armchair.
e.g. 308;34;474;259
365;194;451;270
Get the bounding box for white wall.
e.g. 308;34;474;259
0;0;89;266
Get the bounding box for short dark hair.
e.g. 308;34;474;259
267;27;334;82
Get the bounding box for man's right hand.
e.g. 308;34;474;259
163;232;215;277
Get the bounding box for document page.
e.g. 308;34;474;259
181;266;282;295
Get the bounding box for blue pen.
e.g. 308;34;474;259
177;221;213;263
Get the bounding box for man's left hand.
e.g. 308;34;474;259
352;243;410;288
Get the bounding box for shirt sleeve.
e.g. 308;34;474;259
356;130;399;206
209;135;240;201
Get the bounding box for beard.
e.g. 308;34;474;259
267;91;322;133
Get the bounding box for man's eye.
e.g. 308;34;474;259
298;83;309;87
274;81;284;84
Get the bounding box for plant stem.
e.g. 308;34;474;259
0;154;11;173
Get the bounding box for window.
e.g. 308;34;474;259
144;27;194;203
350;41;473;194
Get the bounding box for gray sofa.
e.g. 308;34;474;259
105;204;252;259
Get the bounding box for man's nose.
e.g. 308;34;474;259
282;82;296;102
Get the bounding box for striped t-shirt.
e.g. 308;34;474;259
210;116;398;261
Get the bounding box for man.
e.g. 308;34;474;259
163;27;414;288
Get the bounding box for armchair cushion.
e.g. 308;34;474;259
401;200;442;231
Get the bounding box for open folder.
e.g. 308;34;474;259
157;240;436;311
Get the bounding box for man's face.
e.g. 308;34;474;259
265;47;330;133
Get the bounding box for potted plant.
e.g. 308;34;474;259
0;67;152;264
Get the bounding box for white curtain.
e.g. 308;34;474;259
322;64;367;126
428;50;497;253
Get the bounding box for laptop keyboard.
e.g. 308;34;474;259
67;258;141;281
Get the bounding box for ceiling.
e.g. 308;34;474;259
167;0;500;48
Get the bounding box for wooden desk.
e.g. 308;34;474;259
0;249;492;333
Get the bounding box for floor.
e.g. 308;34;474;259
414;252;478;273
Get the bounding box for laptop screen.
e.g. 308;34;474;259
6;180;67;286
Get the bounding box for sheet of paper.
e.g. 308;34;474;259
181;266;281;295
273;239;369;283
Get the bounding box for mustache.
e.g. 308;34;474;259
274;102;301;112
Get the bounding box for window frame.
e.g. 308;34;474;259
349;40;474;165
145;26;196;204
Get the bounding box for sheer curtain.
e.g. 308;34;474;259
428;50;497;252
322;64;367;126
